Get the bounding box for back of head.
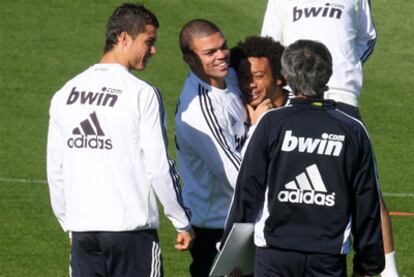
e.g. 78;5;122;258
281;40;332;98
104;3;159;53
179;19;221;55
231;36;285;85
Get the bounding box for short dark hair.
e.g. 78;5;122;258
281;39;332;98
179;19;221;55
231;36;285;85
104;3;159;53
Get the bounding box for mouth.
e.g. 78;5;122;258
216;61;228;69
249;90;260;99
245;90;263;105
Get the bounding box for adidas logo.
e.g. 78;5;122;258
67;111;113;150
281;130;344;156
293;3;344;22
277;164;335;207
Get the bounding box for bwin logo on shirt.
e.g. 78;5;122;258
66;87;119;107
67;111;113;150
281;130;344;156
278;164;335;207
293;3;343;22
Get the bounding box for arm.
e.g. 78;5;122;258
222;117;270;246
351;129;385;275
355;0;377;63
46;97;66;230
140;87;191;234
176;95;242;188
261;0;284;42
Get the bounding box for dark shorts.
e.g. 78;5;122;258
71;230;162;277
254;246;346;277
189;226;223;277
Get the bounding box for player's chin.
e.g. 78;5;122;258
248;95;263;108
214;68;228;78
135;62;147;71
249;100;261;109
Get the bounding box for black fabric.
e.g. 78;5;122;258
224;98;384;275
189;226;223;277
254;246;346;277
335;101;362;120
71;230;162;277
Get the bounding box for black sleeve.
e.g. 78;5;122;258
221;116;270;248
352;129;385;275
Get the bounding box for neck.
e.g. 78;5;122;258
100;49;129;70
210;78;226;89
192;69;226;89
271;87;286;108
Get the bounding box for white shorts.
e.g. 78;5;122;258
324;90;359;107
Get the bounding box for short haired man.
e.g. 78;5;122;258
223;40;385;276
47;3;193;276
175;19;264;276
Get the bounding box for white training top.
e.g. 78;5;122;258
262;0;376;106
47;63;190;232
175;69;247;229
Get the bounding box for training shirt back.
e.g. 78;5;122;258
224;99;384;275
175;70;247;229
262;0;376;102
47;63;190;232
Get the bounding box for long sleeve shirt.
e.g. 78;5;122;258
47;63;190;232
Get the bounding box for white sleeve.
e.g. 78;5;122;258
261;0;284;42
139;88;191;232
356;0;377;63
177;97;242;189
46;96;66;230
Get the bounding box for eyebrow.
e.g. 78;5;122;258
200;40;227;54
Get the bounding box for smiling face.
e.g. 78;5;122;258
126;24;157;71
238;56;280;108
185;32;230;89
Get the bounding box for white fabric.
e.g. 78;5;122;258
381;251;400;277
47;63;190;232
175;69;247;228
262;0;376;106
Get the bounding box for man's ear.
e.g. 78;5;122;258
275;78;283;86
117;31;131;47
183;53;194;66
276;77;286;87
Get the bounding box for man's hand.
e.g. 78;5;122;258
175;230;194;251
247;98;273;125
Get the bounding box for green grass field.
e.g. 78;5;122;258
0;0;413;276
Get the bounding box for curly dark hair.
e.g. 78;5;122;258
231;36;285;85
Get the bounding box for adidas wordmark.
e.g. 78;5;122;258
67;111;112;150
278;164;335;207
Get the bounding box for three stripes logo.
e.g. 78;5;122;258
277;164;335;207
67;111;113;150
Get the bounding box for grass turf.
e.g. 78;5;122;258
0;0;413;276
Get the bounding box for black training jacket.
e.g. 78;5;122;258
223;98;385;275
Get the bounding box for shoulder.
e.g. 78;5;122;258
177;73;213;114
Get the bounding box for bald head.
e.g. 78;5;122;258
179;19;222;55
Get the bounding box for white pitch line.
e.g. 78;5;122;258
382;192;414;198
0;177;413;198
0;177;47;184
